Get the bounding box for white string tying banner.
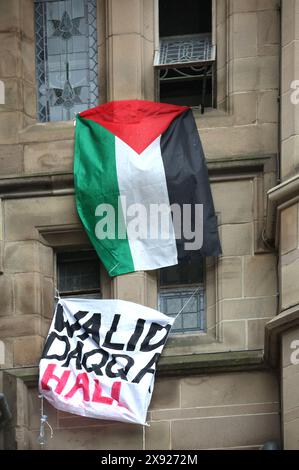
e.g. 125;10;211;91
37;395;54;447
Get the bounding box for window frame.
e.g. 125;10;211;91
33;0;106;123
154;0;217;113
55;248;102;298
158;259;206;335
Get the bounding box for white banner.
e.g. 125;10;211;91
39;298;174;425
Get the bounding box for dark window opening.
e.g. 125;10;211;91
159;0;212;37
57;250;101;297
156;0;215;112
159;256;205;334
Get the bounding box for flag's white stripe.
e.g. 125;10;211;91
115;136;178;271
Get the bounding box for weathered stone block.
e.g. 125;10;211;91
256;0;280;10
14;272;41;315
229;0;257;14
4;241;39;273
0;315;40;338
216;21;227;70
142;37;155;101
21;38;35;84
39;244;54;277
258;9;279;49
281;258;299;309
217;257;243;300
23;82;36;119
222;320;247;349
220;223;253;256
244;254;277;297
24;140;73;174
281;90;299;142
0;338;13;369
0;33;20;78
20;0;35;40
259;54;279;89
181;371;279;408
231;12;257;59
108;34;142;100
150;377;181;410
258;122;278;154
282;327;299;367
201;124;276;158
13;335;43;366
0;78;22;112
0;144;23;176
108;0;141;35
113;271;155;306
30;424;143;450
284;419;299;450
282;367;299;413
281;204;298;255
212;180;253;224
231;57;258;92
247;318;269;349
0;240;2;274
281;0;297;47
0;112;21;144
281;135;299;179
0;0;20;31
4;196;79;241
258;90;278;124
282;41;299;94
0;274;13;316
171;413;280;449
151;401;279;422
42;276;54;320
217;0;227;25
145;421;170;450
231;92;257;125
142;0;155;42
221;296;276;320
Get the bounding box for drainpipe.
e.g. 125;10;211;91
277;0;282;185
0;393;12;430
262;0;283;246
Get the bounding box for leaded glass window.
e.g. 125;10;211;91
57;251;101;297
34;0;98;122
159;256;205;334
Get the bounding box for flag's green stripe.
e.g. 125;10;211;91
74;115;134;276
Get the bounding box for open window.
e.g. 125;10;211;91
159;256;205;334
154;0;216;113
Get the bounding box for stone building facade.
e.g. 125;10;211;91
0;0;298;450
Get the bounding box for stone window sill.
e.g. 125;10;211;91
3;350;265;385
193;107;234;129
18;109;233;146
19;120;75;144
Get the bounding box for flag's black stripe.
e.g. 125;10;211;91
160;109;221;260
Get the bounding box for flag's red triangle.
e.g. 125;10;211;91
79;100;189;154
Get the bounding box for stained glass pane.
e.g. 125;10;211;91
159;288;205;334
159;255;205;333
35;0;98;122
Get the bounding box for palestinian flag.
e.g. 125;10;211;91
74;100;221;277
